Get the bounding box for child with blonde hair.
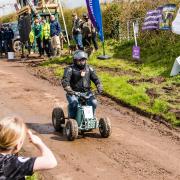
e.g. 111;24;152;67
0;116;57;180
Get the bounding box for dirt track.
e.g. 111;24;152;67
0;60;180;180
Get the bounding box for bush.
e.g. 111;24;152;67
0;13;17;23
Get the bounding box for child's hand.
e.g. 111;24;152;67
27;131;57;171
27;130;43;146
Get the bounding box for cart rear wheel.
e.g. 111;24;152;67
99;117;112;138
52;107;65;132
65;119;78;141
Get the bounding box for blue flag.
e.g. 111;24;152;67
85;0;104;42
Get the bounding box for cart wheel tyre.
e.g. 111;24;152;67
52;107;65;132
99;117;112;138
65;119;78;141
13;40;21;53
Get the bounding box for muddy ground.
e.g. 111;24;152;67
0;59;180;180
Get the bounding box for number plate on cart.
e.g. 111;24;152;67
83;106;94;119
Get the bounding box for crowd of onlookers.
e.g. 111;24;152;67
30;12;98;58
0;12;98;58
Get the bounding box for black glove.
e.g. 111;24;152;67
74;92;81;97
64;86;74;95
97;84;103;94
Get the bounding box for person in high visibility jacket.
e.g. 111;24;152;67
29;31;35;45
32;18;43;57
42;18;52;58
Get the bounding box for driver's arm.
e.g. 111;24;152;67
89;66;103;93
61;67;73;93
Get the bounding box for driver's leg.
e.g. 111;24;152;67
66;94;78;118
87;96;97;114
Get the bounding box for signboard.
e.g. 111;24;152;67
170;56;180;76
172;8;180;35
83;106;94;119
132;46;140;60
159;4;176;30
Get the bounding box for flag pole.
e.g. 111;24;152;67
58;0;70;47
85;0;110;60
102;41;105;56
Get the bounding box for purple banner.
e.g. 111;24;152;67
142;9;162;31
132;46;140;60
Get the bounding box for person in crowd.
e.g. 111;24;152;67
61;50;103;118
0;116;57;179
7;25;14;52
3;25;14;54
42;18;52;58
0;25;4;56
32;18;43;57
81;13;98;51
3;26;9;54
81;13;92;48
72;13;83;50
50;15;61;57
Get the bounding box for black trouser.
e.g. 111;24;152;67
43;38;52;57
36;37;43;56
83;35;91;48
4;40;13;53
7;39;13;52
92;33;98;50
0;40;2;55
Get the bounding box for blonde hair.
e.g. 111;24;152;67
0;116;27;151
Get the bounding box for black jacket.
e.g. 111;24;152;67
0;154;36;180
61;64;101;92
4;28;14;41
72;18;82;35
0;29;4;41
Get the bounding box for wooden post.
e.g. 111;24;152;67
58;0;70;47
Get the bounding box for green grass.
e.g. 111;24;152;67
99;72;150;106
99;72;177;124
54;67;64;77
114;31;180;77
26;173;39;180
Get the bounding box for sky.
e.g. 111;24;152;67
0;0;109;16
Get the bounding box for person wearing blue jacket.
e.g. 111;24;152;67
50;15;61;57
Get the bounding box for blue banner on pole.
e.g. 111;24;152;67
85;0;104;42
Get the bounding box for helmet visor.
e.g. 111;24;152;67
73;51;88;60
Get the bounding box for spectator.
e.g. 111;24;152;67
7;25;14;52
81;13;98;51
0;25;4;56
0;116;57;179
32;18;43;57
42;18;52;57
81;13;92;48
50;15;61;57
4;26;9;54
72;13;83;50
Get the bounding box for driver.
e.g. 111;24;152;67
61;50;103;118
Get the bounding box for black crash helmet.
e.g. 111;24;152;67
73;50;88;61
